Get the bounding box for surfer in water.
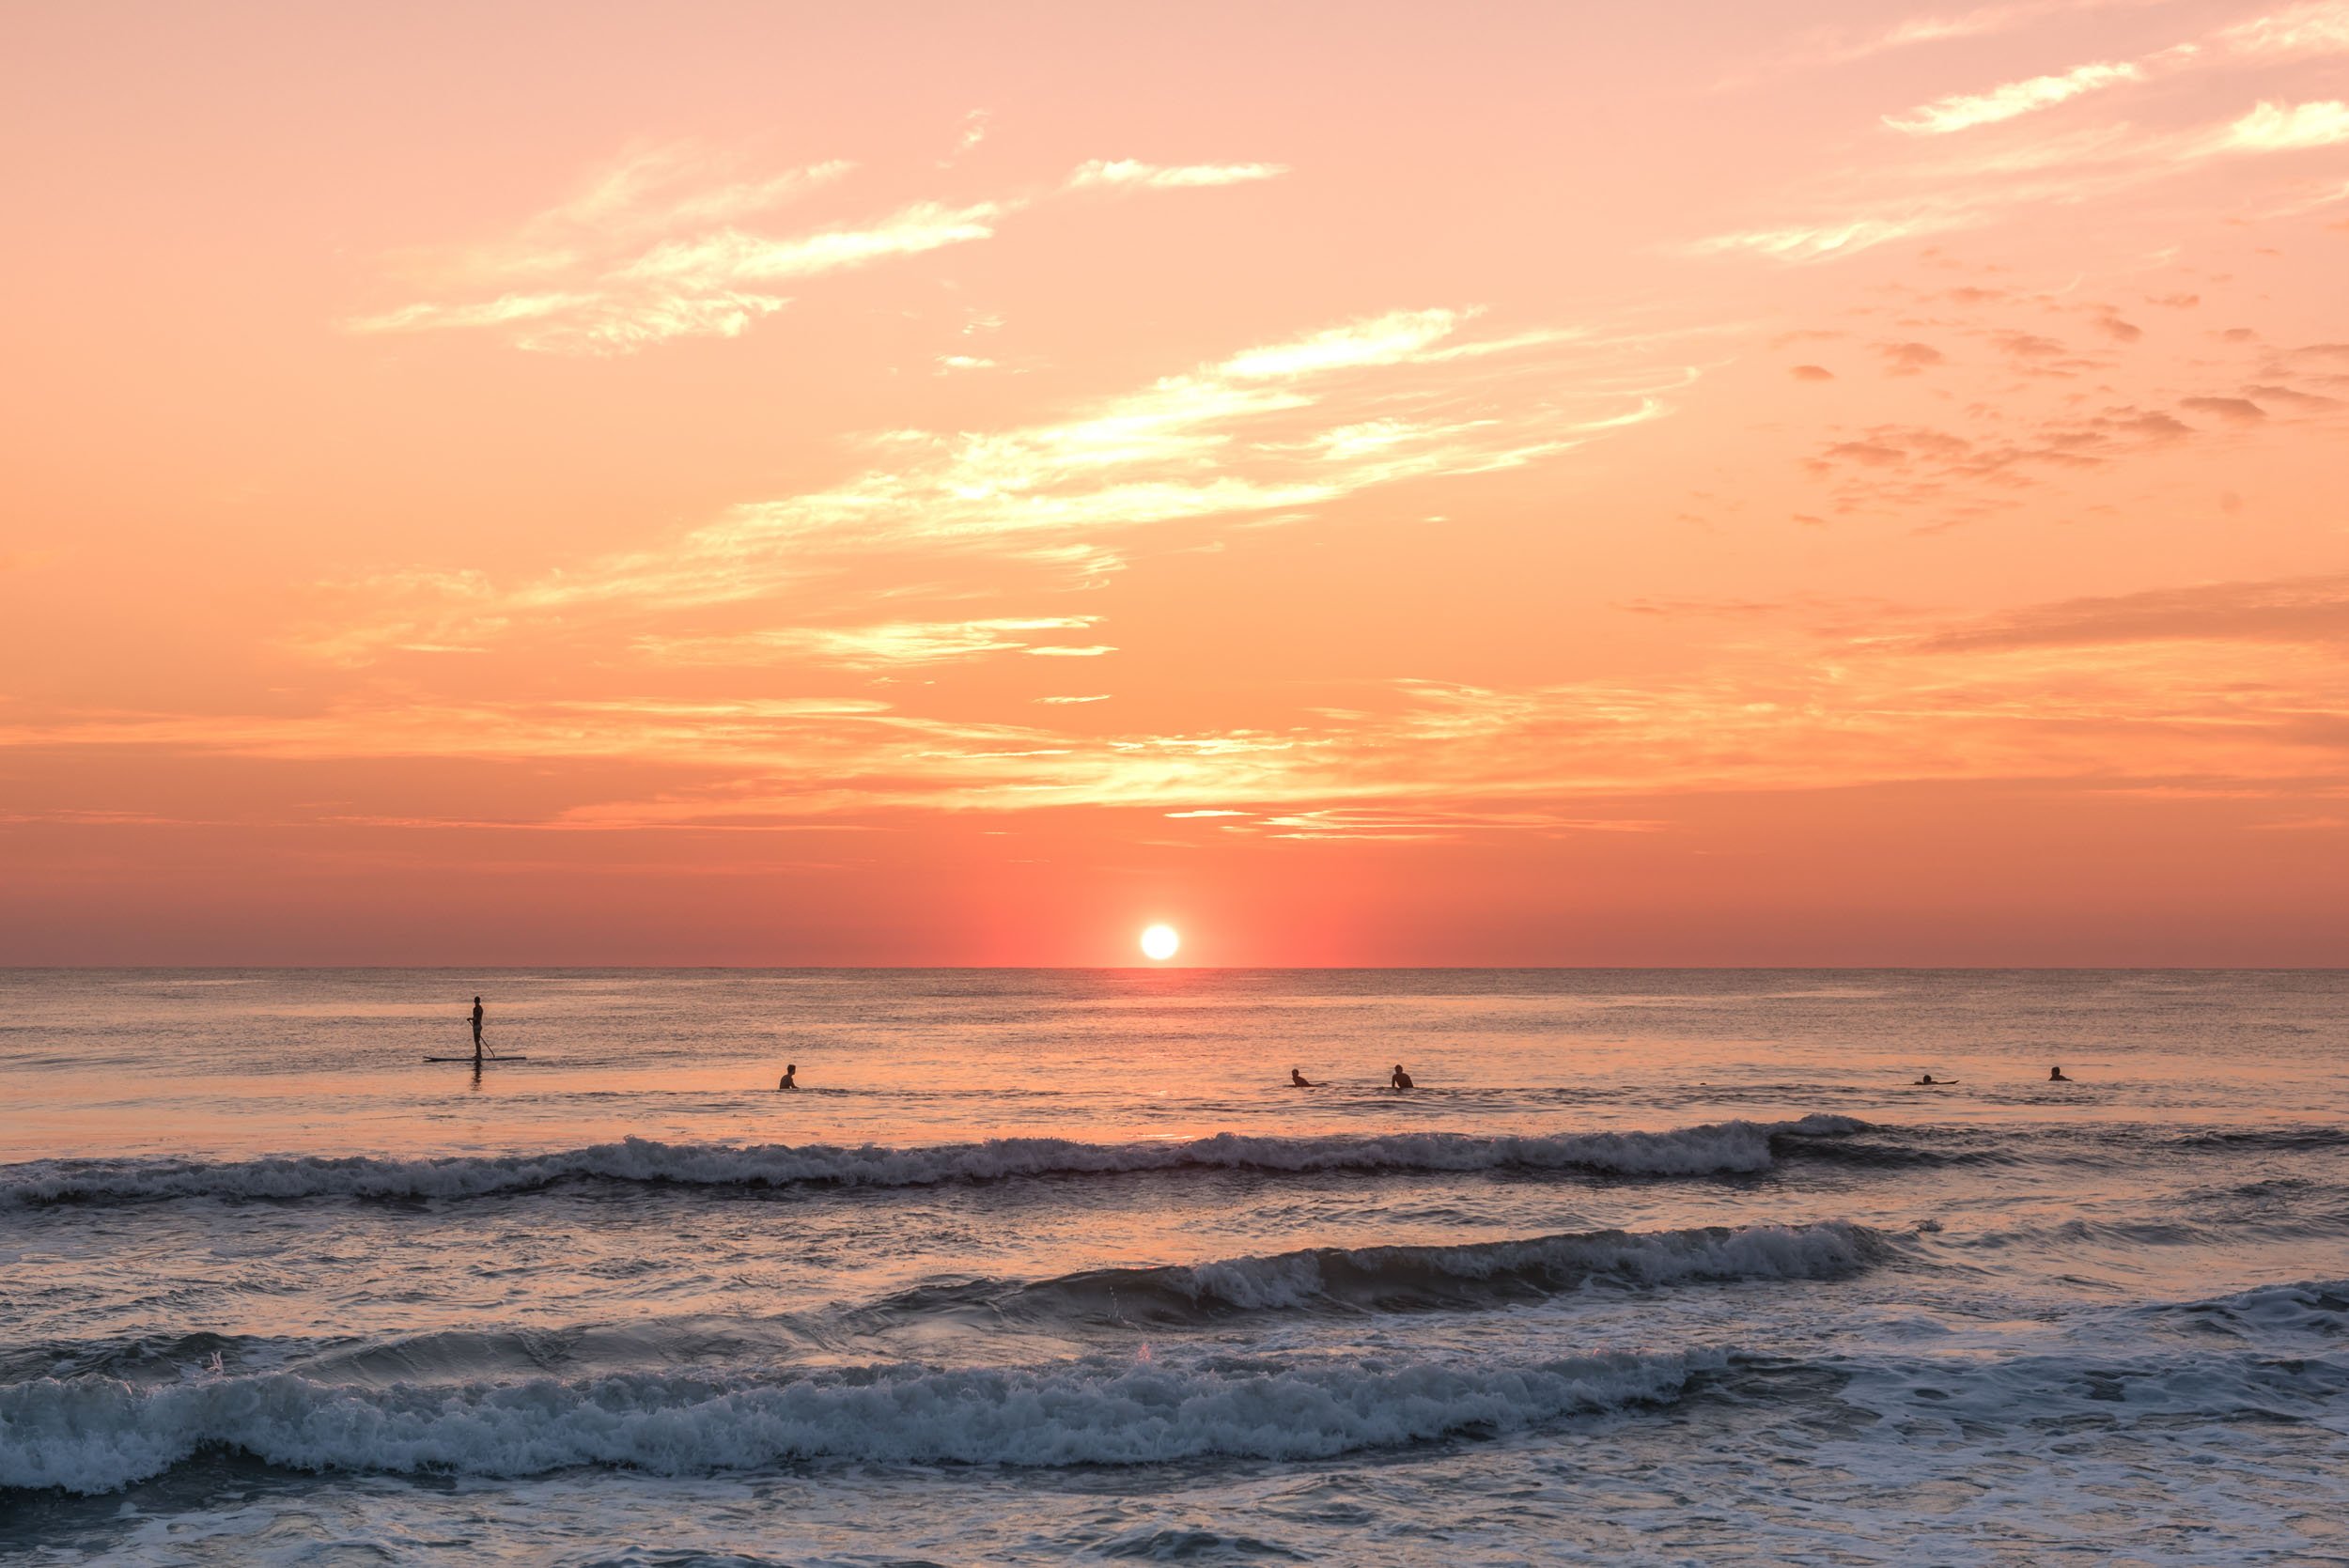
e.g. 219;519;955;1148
2049;1065;2071;1082
471;996;484;1065
778;1063;798;1091
1389;1063;1414;1091
1290;1067;1315;1087
1915;1073;1952;1086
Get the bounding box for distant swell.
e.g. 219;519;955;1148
0;1116;1867;1207
974;1220;1891;1324
0;1350;1717;1495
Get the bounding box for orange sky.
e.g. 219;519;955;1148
3;1;2345;965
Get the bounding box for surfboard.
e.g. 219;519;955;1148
423;1055;530;1062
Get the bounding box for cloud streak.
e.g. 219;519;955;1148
1066;159;1289;189
1886;58;2146;134
22;572;2349;833
315;307;1689;661
634;616;1106;670
2214;99;2349;151
1880;4;2349;139
349;144;1286;352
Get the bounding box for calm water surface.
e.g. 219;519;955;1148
3;969;2345;1564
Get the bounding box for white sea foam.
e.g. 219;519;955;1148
0;1116;1867;1207
0;1349;1717;1495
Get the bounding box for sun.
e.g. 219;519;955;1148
1140;924;1180;962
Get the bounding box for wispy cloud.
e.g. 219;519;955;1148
1879;4;2349;139
349;142;1284;353
615;200;1004;287
29;573;2349;831
1747;0;2172;78
943;109;990;164
634;616;1104;670
344;147;858;351
1885;59;2143;134
349;289;789;353
316;307;1688;660
2210;99;2349;151
350;195;1002;353
1695;215;1964;262
2217;0;2349;58
1701;95;2349;265
1906;573;2349;651
1704;0;2349;264
1066;159;1288;190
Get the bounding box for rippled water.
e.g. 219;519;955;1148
4;969;2346;1563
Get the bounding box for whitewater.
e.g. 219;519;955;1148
5;969;2347;1564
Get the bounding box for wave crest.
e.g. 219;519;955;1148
0;1116;1867;1207
0;1349;1717;1495
995;1220;1890;1323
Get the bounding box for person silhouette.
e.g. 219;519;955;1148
471;996;484;1064
1389;1063;1414;1091
1290;1068;1315;1087
2048;1065;2071;1082
778;1063;798;1091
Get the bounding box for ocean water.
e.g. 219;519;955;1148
3;969;2346;1565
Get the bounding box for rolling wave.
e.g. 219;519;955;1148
0;1349;1719;1495
2142;1277;2349;1342
0;1220;1890;1392
13;1313;2345;1496
959;1219;1890;1324
0;1116;1867;1207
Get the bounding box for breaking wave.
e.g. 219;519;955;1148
0;1220;1890;1391
0;1349;1719;1495
972;1219;1891;1323
2141;1277;2349;1342
0;1116;1868;1208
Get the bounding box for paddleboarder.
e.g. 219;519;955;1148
472;996;485;1065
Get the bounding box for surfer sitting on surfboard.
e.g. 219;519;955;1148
1290;1068;1315;1087
1389;1063;1414;1091
778;1063;798;1091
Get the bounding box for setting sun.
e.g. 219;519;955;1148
1140;924;1180;962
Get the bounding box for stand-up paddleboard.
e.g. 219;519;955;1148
424;1055;530;1062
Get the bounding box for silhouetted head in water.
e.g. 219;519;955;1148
779;1063;798;1091
1390;1064;1414;1090
1291;1068;1313;1087
1916;1074;1937;1085
2049;1065;2069;1081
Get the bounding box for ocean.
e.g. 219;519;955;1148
3;968;2345;1564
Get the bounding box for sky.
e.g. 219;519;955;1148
2;0;2345;966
